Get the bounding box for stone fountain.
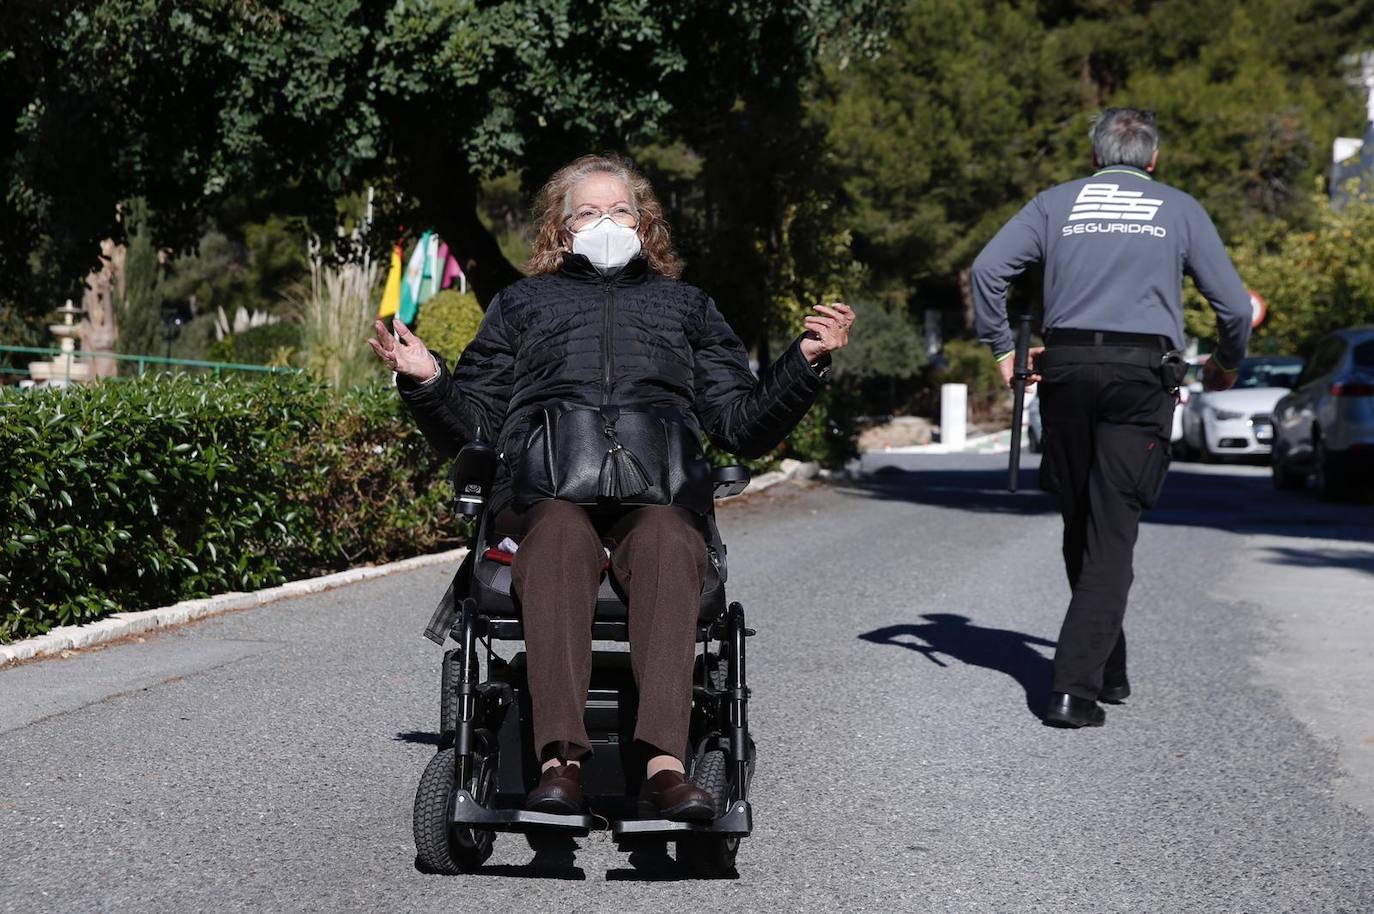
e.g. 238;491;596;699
27;300;95;385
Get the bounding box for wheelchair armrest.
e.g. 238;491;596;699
711;464;751;499
450;440;498;517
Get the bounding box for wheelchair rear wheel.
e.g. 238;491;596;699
439;648;460;742
413;747;497;874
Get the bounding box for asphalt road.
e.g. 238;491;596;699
3;455;1372;913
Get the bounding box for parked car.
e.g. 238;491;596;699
1026;383;1042;452
1271;327;1374;500
1171;363;1202;447
1179;356;1304;461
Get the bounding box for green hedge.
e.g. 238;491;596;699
0;374;456;643
1;372;856;643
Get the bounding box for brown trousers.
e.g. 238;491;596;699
507;499;708;762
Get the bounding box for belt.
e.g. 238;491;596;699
1039;346;1166;370
1044;328;1171;350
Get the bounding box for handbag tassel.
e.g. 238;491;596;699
599;438;652;499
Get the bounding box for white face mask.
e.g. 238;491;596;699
571;216;642;271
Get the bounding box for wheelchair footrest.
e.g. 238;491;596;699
610;800;752;843
448;789;595;837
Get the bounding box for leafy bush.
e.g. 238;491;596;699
207;321;303;365
0;374;456;643
937;338;1007;421
772;386;858;467
833;300;926;382
418;290;485;363
1185;195;1374;357
832;300;929;416
703;386;858;472
0;360;858;642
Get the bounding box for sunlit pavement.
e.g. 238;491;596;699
2;456;1371;913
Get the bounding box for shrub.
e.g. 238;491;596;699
772;386;858;467
832;301;930;417
0;363;857;643
294;256;381;390
703;386;858;472
833;300;927;382
418;290;485;363
280;382;458;570
206;321;303;365
0;374;456;643
1185;194;1374;358
936;338;1007;421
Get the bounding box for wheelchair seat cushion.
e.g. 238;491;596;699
472;543;725;623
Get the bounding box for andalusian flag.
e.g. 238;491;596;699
418;232;442;303
377;242;403;319
398;231;428;325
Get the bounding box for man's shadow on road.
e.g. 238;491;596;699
859;614;1055;719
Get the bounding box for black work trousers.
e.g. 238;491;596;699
505;499;707;763
1038;353;1174;700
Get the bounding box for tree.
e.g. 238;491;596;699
115;200;166;359
645;75;871;362
1185;194;1374;356
1;0;887;338
816;0;1083;310
815;0;1374;319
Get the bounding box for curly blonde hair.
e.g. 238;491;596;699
526;154;683;278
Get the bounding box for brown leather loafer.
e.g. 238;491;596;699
525;764;583;815
644;769;716;822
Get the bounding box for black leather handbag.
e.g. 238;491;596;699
511;403;713;513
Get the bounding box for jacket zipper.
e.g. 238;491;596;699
600;275;615;404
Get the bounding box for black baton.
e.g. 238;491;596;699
1008;312;1033;493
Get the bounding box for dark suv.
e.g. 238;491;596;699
1271;327;1374;500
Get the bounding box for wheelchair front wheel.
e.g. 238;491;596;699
678;832;738;878
677;749;740;877
413;747;496;874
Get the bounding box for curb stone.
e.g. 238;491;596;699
0;468;800;668
0;547;469;668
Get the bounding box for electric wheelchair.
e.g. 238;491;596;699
411;439;757;877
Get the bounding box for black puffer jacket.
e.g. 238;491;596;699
398;253;829;514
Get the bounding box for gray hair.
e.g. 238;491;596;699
1089;108;1159;169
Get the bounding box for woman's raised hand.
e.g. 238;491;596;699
368;319;438;383
799;302;855;365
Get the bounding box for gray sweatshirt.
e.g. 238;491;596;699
971;165;1251;367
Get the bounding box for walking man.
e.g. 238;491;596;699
971;107;1252;727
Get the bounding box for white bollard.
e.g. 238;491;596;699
940;383;967;451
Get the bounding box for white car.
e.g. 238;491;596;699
1180;356;1304;460
1026;383;1043;451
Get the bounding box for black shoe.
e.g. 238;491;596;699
526;764;583;815
1044;692;1106;728
643;769;716;822
1099;679;1131;704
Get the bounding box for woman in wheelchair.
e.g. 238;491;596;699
371;154;852;822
